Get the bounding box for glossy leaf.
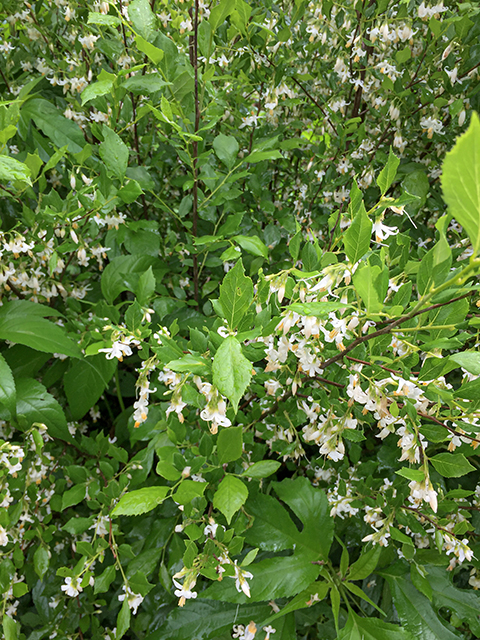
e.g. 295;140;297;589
212;336;252;412
241;460;281;478
0;155;31;184
213;475;248;523
99;125;129;180
213;133;239;169
16;378;70;441
218;260;253;330
344;201;372;264
112;487;169;517
128;0;157;41
429;452;475;477
338;611;413;640
64;355;117;420
377;147;400;195
0;353;15;417
217;425;243;464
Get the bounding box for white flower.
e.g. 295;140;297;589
232;561;253;597
61;576;83;597
90;515;109;536
118;585;144;614
0;525;8;546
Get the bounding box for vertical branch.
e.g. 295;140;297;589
190;0;200;305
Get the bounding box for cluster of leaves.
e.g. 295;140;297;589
1;0;480;639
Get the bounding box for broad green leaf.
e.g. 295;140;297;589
62;516;94;535
116;598;131;640
33;545;50;579
94;565;116;595
0;313;81;358
338;611;413;640
217;425;243;464
213;475;248;523
417;235;452;296
122;73;167;93
88;12;121;25
288;301;352;317
218;260;254;330
377;147;400;195
112;486;169;517
167;354;211;377
402;170;430;214
427;565;480;635
429;452;475;477
450;351;480;375
64;355;117;420
147;601;271;640
273;477;333;560
16;378;70;441
99;125;129;180
453;376;480;400
205;555;320;603
81;78;115;105
0;155;32;185
3;615;18;640
232;235;268;259
212;336;252;412
381;564;460;640
347;546;382;581
135;35;164;64
353;263;383;313
241;460;281;478
174;480;207;505
0;353;16;416
21;98;85;154
344;581;385;615
135;266;156;305
441;111;480;255
244;149;283;163
128;0;157;40
213;133;239;169
344;201;372;264
395;468;425;482
209;0;236;30
101;255;156;303
62;483;87;510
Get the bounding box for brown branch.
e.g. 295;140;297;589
418;411;480;445
379;291;474;326
401;505;457;536
345;356;402;376
189;0;200;307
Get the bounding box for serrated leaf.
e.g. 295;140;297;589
241;460;281;478
112;487;169;517
212;336;252;412
128;0;157;40
450;351;480;375
377;147;400;195
16;378;70;441
232;235;268;259
217;425;243;464
116;598;131;639
0;353;15;417
441;112;480;255
81;78;115;105
344;201;372;264
218;260;254;330
99;125;129;180
213;475;248;523
88;12;121;25
430;452;475;477
33;546;50;579
0;155;32;185
135;35;164;64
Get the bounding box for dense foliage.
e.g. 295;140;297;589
1;0;480;638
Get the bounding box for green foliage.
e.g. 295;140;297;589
1;0;480;638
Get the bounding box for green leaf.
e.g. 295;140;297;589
427;565;480;635
135;266;156;305
122;73;167;94
347;546;382;581
395;468;425;482
81;78;115;105
212;336;252;412
112;487;169;517
273;477;333;560
217;425;243;464
344;581;385;615
241;460;281;478
64;355;117;420
147;601;271;640
33;545;50;579
450;351;480;375
3;615;18;640
116;598;131;640
338;611;413;640
454;377;480;400
244;149;283;163
135;35;164;64
382;565;460;640
0;354;16;417
377;147;400;195
417;235;452;296
232;235;268;259
344;201;372;264
0;313;81;359
213;475;248;523
213;133;239;169
173;480;207;505
62;483;87;510
209;0;236;30
429;452;475;477
203;555;320;603
88;12;121;25
441;111;480;255
128;0;157;40
288;301;352;317
353;263;383;313
218;260;254;330
94;565;116;595
167;354;211;377
260;581;329;627
0;155;32;185
22;98;85;154
16;378;70;441
99;125;129;180
101;255;156;304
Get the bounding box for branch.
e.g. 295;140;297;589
190;0;200;306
